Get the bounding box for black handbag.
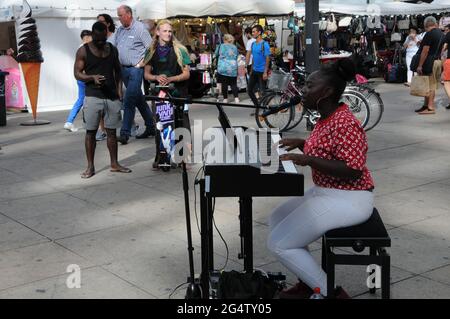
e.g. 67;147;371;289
410;53;434;75
410;33;445;75
217;270;280;299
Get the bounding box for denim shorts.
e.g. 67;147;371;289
82;96;122;131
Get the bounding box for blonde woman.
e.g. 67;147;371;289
144;20;191;92
143;20;191;168
215;34;240;103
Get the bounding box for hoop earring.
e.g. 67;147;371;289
315;97;324;111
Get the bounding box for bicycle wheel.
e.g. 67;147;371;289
285;97;305;131
255;91;293;132
254;93;272;129
346;86;384;131
340;90;370;129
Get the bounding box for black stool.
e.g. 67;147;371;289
321;208;391;299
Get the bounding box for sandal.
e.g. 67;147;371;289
418;108;436;115
81;170;95;179
110;167;132;173
414;105;428;113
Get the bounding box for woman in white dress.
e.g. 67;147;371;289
403;27;421;86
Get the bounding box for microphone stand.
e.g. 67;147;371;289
182;159;202;299
149;85;202;298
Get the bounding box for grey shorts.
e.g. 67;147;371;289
82;96;122;131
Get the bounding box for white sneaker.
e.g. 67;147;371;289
64;122;78;132
235;98;240;103
96;130;106;141
130;124;140;137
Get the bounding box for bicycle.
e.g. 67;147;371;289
346;81;384;131
254;68;295;132
257;67;371;131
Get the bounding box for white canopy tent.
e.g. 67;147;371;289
0;0;295;111
134;0;295;19
0;0;122;111
295;0;450;16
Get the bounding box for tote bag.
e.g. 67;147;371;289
410;75;430;97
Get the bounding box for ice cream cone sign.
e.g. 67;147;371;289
15;0;44;121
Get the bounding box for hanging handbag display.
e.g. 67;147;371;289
287;33;295;46
398;17;410;30
338;16;353;28
319;19;328;31
390;18;402;43
326;36;337;49
391;32;402;42
326;13;338;33
386;17;395;31
355;18;364;36
411;16;418;28
366;15;381;29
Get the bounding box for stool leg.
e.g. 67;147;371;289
369;247;377;294
381;250;390;299
321;237;327;271
326;251;335;299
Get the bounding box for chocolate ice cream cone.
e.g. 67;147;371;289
16;0;49;126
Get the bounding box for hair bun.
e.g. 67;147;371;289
335;58;356;82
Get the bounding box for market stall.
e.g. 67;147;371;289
294;0;450;79
135;0;296;95
0;0;296;111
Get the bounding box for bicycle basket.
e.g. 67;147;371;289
267;71;292;91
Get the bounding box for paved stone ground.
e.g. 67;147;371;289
0;82;449;299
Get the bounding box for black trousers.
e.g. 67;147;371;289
218;74;239;99
247;71;265;107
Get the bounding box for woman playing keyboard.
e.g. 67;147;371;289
268;58;374;299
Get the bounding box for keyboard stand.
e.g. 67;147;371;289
199;180;256;299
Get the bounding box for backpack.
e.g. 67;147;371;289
385;49;406;83
251;40;272;71
217;271;280;299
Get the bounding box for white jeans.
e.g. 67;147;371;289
267;186;374;296
406;53;416;84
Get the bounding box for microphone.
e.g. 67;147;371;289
262;95;302;117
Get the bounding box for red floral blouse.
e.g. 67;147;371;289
303;104;375;191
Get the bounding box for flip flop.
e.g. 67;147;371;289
81;170;95;179
110;167;132;173
418;109;436;115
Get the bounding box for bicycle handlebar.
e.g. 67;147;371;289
149;82;175;91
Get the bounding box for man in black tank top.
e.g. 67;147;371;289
74;22;131;178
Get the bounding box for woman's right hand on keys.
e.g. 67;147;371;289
279;138;305;152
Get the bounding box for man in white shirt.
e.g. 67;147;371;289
245;27;256;76
112;5;155;144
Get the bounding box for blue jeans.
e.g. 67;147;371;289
120;66;154;137
66;80;85;124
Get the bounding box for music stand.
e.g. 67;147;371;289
216;104;240;152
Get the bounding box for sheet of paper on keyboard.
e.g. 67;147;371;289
271;135;298;174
